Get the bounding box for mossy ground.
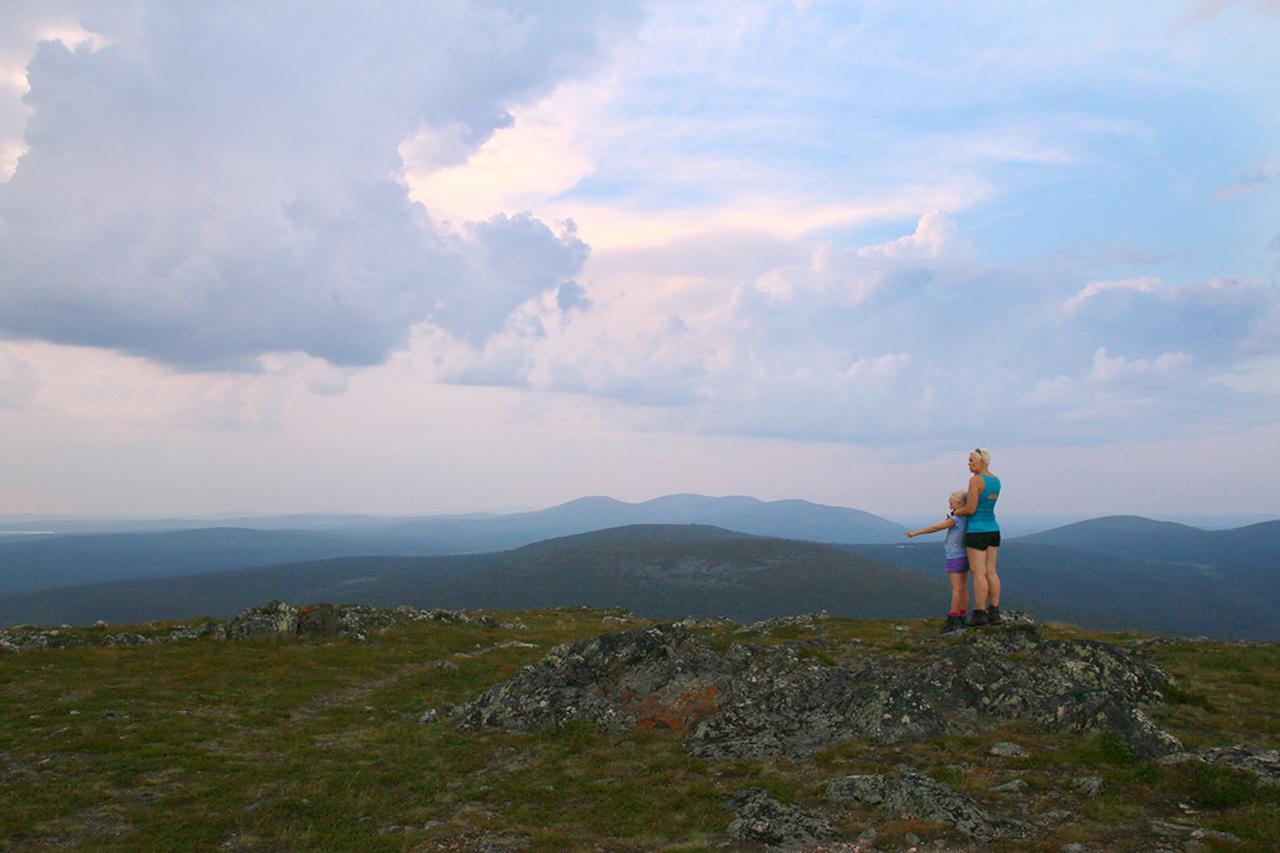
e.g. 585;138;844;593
1;611;1276;850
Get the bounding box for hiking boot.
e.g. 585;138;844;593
941;615;965;633
987;605;1003;625
967;609;988;627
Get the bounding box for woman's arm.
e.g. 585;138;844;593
905;517;956;537
953;474;982;517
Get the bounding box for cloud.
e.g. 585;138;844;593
1062;277;1162;315
0;345;39;408
1063;276;1279;363
1215;154;1280;199
0;3;638;370
424;211;1280;447
1177;0;1280;26
1088;347;1193;383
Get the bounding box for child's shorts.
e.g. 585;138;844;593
945;556;969;574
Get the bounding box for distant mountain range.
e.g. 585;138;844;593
0;525;959;627
0;494;907;596
1;504;1274;639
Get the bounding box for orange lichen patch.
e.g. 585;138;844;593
298;606;317;617
632;684;722;734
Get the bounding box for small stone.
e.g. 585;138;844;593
990;741;1029;757
1151;819;1195;838
991;778;1029;794
858;828;877;842
1191;828;1241;845
905;831;921;844
1060;844;1088;853
419;706;453;724
1071;775;1105;797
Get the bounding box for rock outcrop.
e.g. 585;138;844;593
1160;744;1280;788
826;772;995;839
0;621;223;653
456;620;1184;761
225;601;525;641
1;601;525;652
724;788;837;846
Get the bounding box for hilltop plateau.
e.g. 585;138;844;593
1;602;1277;850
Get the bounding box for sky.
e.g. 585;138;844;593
0;0;1277;520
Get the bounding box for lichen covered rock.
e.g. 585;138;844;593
725;787;837;846
826;772;995;839
1160;744;1280;788
457;620;1184;761
0;620;223;652
225;600;300;640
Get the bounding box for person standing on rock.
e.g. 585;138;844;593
904;490;970;633
953;448;1001;626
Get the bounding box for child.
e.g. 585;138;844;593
905;490;970;633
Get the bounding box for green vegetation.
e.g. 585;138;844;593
1;610;1277;850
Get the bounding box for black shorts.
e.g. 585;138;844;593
964;530;1001;551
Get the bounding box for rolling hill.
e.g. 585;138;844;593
0;525;946;627
0;495;907;595
1016;515;1280;574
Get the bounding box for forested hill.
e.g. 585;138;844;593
0;525;945;627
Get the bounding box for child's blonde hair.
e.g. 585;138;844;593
949;490;966;506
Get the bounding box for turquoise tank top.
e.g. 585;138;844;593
968;474;1001;533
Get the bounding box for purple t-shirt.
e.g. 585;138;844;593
944;513;968;559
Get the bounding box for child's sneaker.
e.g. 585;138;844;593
940;615;965;633
987;605;1003;625
967;609;988;627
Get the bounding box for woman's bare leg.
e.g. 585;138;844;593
987;547;1000;608
968;547;988;610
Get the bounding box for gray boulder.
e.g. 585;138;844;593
1160;744;1280;787
826;772;994;839
725;788;837;847
225;600;299;640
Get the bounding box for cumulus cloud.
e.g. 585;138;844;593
0;2;637;370
425;211;1280;446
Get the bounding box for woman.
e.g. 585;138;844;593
954;448;1001;626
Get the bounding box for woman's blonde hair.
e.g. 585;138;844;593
949;490;966;506
971;447;991;466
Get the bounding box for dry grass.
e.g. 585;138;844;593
0;610;1276;850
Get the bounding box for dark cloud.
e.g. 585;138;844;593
0;3;639;369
